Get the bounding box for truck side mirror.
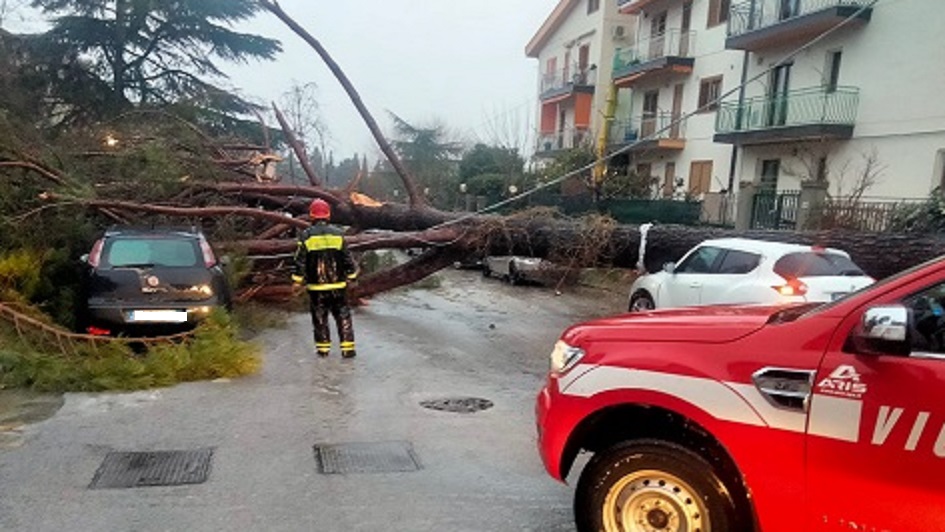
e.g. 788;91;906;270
851;305;911;356
662;262;676;274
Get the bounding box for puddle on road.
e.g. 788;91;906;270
0;390;63;448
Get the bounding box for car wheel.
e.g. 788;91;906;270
629;291;655;312
575;440;742;532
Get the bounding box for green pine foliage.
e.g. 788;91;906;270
0;310;261;392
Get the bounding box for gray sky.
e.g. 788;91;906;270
3;0;561;160
226;0;560;160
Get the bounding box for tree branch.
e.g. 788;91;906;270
0;161;68;186
258;0;427;208
42;194;311;229
272;102;321;186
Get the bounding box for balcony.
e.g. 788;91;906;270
540;64;595;102
727;0;873;51
610;112;687;153
714;86;859;145
536;127;592;156
612;30;696;88
617;0;663;15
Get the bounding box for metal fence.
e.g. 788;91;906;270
728;0;872;37
612;29;697;72
751;190;800;229
611;111;687;144
540;63;595;94
811;198;926;232
716;86;859;134
536;128;592;153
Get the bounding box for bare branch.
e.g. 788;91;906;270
42;194;312;229
258;0;427;208
272;102;322;187
0;161;68;186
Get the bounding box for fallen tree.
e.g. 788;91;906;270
7;1;944;309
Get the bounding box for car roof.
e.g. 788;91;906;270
104;225;204;238
698;238;848;258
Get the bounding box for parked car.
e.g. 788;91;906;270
537;254;945;531
79;226;232;336
628;238;874;312
482;255;570;286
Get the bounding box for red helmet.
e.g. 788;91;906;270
309;199;331;220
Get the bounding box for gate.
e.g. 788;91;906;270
751;190;800;230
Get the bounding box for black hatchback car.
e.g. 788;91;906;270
80;226;232;336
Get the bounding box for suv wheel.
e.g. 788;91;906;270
575;440;742;532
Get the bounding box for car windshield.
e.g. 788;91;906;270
774;252;865;278
104;237;199;268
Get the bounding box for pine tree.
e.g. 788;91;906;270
32;0;281;116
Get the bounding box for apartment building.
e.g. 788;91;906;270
715;0;945;200
612;0;744;199
526;0;637;156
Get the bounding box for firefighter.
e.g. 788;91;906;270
292;199;359;358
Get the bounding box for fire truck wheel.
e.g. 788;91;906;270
575;439;743;532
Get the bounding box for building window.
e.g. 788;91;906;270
698;76;723;112
825;50;842;92
588;0;600;14
708;0;731;27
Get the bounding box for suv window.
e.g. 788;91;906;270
718;250;761;274
104;238;199;268
904;281;945;353
774;252;864;278
676;246;724;274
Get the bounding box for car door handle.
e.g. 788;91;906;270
689;282;702;288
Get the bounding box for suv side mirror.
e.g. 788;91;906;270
662;262;676;274
852;305;911;356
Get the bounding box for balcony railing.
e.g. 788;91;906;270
716;86;859;134
540;63;595;95
537;127;592;153
612;29;696;74
611;112;687;144
728;0;872;38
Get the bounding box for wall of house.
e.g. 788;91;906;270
533;0;638;150
735;1;945;199
617;0;743;196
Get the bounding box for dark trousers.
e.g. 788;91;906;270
308;289;355;354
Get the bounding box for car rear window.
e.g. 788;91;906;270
104;238;199;268
773;252;864;278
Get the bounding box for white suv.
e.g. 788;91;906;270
628;238;875;312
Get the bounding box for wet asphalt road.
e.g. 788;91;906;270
0;269;623;531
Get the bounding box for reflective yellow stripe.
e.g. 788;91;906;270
292;275;304;283
304;234;344;251
340;342;355;348
346;273;358;280
307;282;347;291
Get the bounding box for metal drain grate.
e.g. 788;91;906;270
89;449;213;489
419;397;494;413
314;441;421;474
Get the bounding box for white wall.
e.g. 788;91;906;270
533;0;637;141
619;0;744;194
735;0;945;199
